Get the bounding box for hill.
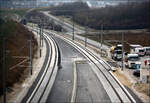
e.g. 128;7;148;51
0;19;38;96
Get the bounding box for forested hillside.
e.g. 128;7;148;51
50;1;150;30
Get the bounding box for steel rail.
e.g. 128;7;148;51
74;42;136;103
52;33;136;103
24;28;58;103
38;33;58;102
26;34;52;103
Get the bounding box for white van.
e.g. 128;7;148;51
125;54;141;69
144;47;150;55
135;48;145;56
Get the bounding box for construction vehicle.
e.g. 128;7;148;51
110;44;122;61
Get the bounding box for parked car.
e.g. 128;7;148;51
144;58;150;66
133;69;140;77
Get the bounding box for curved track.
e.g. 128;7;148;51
22;29;58;103
50;32;136;103
23;27;137;103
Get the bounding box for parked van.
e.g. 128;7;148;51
135;48;145;56
144;47;150;55
130;44;142;54
125;54;141;69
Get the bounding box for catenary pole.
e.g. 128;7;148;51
40;19;42;57
2;37;6;103
100;24;103;57
121;33;124;71
72;15;74;40
30;30;33;75
85;26;88;47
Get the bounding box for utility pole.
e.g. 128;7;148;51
61;16;64;33
2;37;6;103
40;20;42;57
52;19;55;31
31;17;33;30
41;19;44;47
30;30;32;75
100;24;103;57
85;10;89;47
72;15;74;40
85;26;88;47
121;33;124;71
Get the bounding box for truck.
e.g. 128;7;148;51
112;49;122;60
125;54;141;69
110;44;122;61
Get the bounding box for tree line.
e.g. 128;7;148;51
50;1;150;30
24;10;63;32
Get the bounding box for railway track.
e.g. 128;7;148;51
25;26;136;102
50;32;137;103
22;28;59;103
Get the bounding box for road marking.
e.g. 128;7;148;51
71;61;77;103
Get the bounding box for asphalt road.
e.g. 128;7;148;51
46;34;111;102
